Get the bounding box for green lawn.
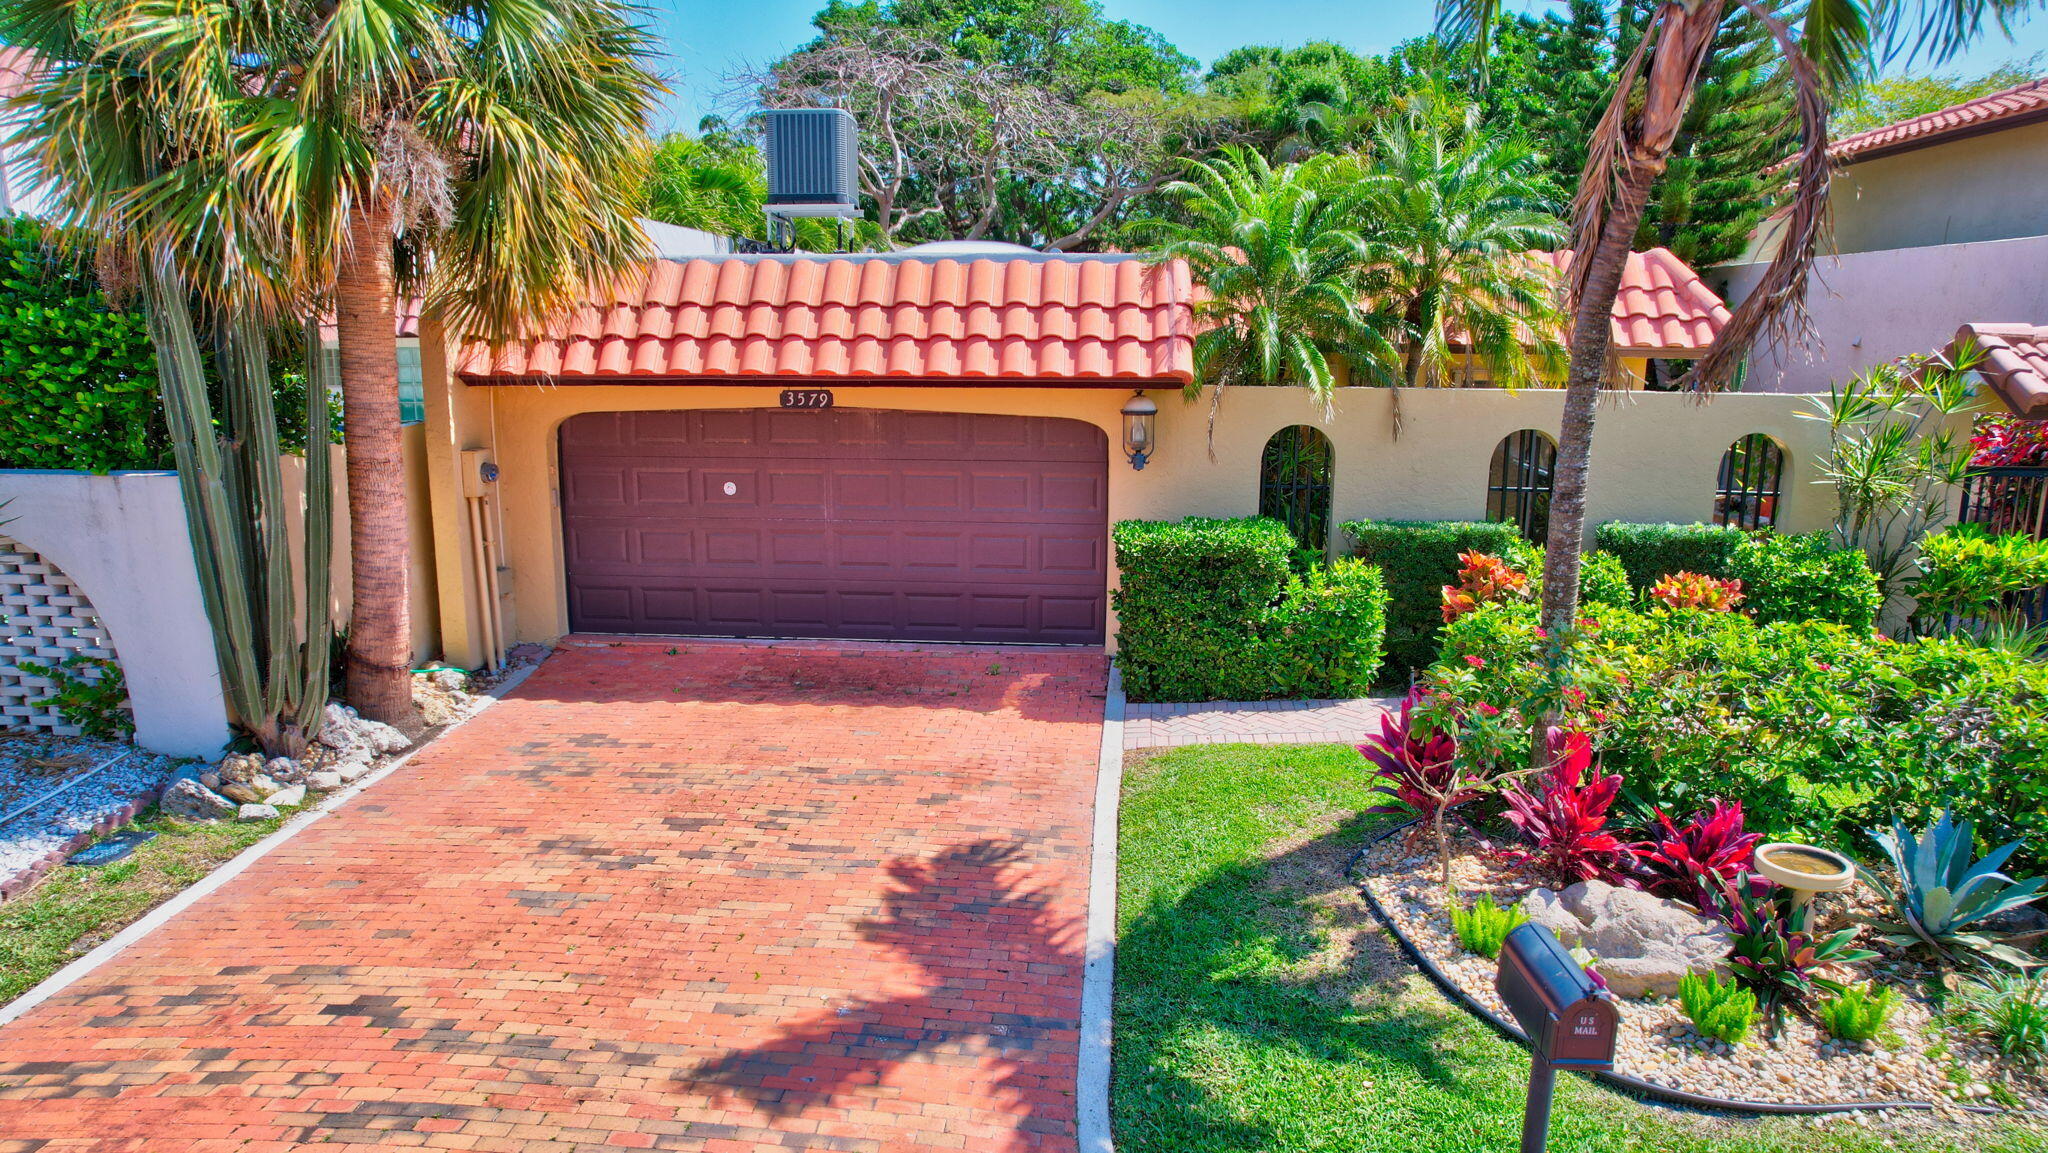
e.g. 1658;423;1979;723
1111;743;2048;1153
0;809;285;1004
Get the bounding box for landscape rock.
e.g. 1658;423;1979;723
334;760;374;783
267;784;307;809
237;803;279;822
161;777;236;821
265;757;306;785
1526;880;1732;998
355;718;409;754
218;780;268;806
199;769;221;791
217;752;266;785
308;771;343;791
429;668;467;692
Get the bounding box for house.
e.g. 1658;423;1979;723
0;47;52;217
400;242;1865;669
1718;77;2048;392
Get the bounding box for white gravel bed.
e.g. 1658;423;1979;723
0;734;183;894
1357;831;2048;1122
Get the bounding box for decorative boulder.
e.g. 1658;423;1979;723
317;701;409;756
307;771;343;791
267;784;307;809
1523;880;1732;999
238;803;279;822
162;777;236;821
265;757;307;785
355;718;409;754
216;752;266;785
429;668;467;692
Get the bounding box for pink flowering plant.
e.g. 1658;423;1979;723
1635;801;1763;911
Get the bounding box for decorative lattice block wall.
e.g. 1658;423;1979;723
0;536;129;737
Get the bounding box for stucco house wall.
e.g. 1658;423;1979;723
1715;233;2048;393
416;344;1853;664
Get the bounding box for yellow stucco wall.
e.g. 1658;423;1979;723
417;337;1863;663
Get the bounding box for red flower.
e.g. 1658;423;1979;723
1465;655;1486;669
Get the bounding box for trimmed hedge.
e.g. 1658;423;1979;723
1346;519;1523;680
1594;522;1744;593
1345;519;1632;682
1727;532;1881;631
1113;517;1387;703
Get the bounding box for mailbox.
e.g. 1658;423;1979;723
1495;923;1618;1070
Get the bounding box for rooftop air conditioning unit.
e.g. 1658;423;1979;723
763;108;860;219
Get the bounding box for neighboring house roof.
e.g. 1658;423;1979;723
456;254;1198;384
1533;248;1732;355
1953;322;2048;419
1829;77;2048;165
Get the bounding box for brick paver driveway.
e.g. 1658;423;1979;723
0;640;1107;1153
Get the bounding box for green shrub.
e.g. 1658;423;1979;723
1594;522;1744;593
1113;517;1387;703
1678;971;1757;1045
1451;894;1527;959
1506;541;1633;611
13;655;132;740
1344;520;1527;681
1911;524;2048;632
1727;532;1882;630
1814;982;1898;1043
1430;602;2048;867
0;219;330;472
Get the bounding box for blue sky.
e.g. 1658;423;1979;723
645;0;2048;132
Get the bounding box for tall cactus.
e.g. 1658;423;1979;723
139;259;335;757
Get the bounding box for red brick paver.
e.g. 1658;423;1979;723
0;639;1107;1153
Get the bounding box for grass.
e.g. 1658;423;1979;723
1111;742;2048;1153
0;809;285;1004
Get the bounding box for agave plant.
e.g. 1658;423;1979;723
1636;801;1763;912
1498;729;1633;888
1867;811;2047;970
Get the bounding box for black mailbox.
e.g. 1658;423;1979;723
1495;922;1618;1070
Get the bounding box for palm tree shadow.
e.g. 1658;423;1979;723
682;840;1084;1148
1110;813;1481;1151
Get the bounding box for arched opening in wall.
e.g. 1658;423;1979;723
1486;429;1556;542
0;536;131;737
1715;433;1786;530
1259;425;1335;553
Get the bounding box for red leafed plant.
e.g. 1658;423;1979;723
1498;729;1633;887
1972;415;2048;467
1648;571;1746;612
1635;801;1762;911
1360;690;1481;884
1440;552;1532;624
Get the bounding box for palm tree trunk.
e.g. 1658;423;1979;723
334;201;418;729
1539;162;1660;635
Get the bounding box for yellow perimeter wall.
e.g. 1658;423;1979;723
415;328;1904;666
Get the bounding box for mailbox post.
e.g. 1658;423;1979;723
1495;923;1618;1153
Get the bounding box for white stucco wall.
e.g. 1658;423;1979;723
0;470;230;757
1714;233;2048;394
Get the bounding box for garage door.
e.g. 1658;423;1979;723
558;408;1109;643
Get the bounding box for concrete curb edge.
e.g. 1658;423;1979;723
1077;665;1125;1153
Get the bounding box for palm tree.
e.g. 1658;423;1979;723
1353;102;1566;431
6;0;661;725
1437;0;2044;636
1146;147;1399;445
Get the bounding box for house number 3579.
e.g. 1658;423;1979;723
780;389;833;409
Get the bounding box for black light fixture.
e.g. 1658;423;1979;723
1121;391;1158;470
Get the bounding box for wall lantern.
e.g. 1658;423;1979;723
1121;391;1158;470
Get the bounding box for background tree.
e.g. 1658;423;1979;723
1440;0;2046;639
1143;148;1398;441
7;0;663;725
1833;56;2040;131
1352;103;1566;427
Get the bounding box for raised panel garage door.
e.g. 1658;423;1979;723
559;409;1109;644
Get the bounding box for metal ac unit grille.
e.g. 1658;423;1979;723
764;108;859;216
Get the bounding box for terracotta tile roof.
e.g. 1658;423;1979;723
1533;247;1731;354
1954;322;2048;419
1830;77;2048;165
457;255;1196;384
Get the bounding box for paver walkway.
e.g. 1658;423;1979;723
0;639;1107;1153
1121;696;1397;750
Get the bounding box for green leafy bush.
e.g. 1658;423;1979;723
1678;971;1757;1045
1814;982;1898;1043
0;219;330;472
1726;532;1882;630
1113;517;1386;703
1430;602;2048;865
1957;973;2048;1063
1506;541;1634;613
1594;522;1743;594
1912;524;2048;633
1450;893;1527;959
14;655;133;740
1347;519;1522;680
